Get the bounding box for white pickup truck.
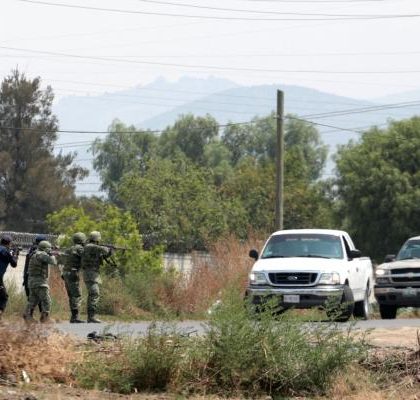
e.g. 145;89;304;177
246;229;373;321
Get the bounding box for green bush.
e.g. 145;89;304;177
77;323;191;393
185;291;365;396
76;289;365;397
47;204;164;277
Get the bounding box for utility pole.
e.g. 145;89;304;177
275;90;284;230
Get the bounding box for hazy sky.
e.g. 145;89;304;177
1;0;420;101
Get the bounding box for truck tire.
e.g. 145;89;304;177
379;304;397;319
353;286;371;320
327;285;354;322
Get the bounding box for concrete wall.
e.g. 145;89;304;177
3;252;26;290
4;252;212;291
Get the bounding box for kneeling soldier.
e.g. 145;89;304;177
23;241;57;323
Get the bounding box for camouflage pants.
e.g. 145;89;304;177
26;286;51;313
62;270;82;311
83;270;101;313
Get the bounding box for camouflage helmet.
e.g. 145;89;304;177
38;240;52;251
89;231;101;242
73;232;87;244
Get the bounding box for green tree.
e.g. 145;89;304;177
0;69;87;231
47;202;163;276
222;113;328;180
158;114;219;165
91;119;158;203
221;157;333;234
335;117;420;260
118;156;238;252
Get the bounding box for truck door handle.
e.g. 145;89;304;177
356;267;359;272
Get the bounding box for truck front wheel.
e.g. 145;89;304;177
379;304;397;319
353;286;371;320
326;285;354;322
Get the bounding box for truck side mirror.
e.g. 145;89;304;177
384;254;396;263
349;249;362;259
249;249;259;260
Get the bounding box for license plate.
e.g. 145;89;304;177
284;295;300;303
403;288;417;297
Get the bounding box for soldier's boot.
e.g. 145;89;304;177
40;312;51;324
87;310;101;323
70;309;85;323
23;308;36;323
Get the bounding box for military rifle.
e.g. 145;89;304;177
102;244;131;252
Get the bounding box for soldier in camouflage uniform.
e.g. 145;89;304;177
23;234;46;313
23;241;57;323
81;231;112;323
62;232;86;323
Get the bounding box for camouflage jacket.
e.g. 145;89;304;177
81;243;111;272
28;250;57;288
62;244;84;273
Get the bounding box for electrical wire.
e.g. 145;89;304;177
15;0;420;21
3;45;420;75
0;119;263;136
130;0;401;17
301;100;420;119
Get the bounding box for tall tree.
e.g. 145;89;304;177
118;156;239;252
222;113;328;180
91;119;158;203
0;70;87;232
158;114;219;165
335;117;420;260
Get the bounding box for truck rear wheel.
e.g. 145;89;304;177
379;304;397;319
353;286;371;320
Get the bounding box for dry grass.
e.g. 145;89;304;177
0;322;79;384
157;233;263;315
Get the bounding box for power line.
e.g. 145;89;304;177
235;0;390;2
37;78;377;108
301;100;420;119
52;86;273;108
131;0;400;17
1;119;263;136
91;50;420;58
5;45;420;75
287;116;363;133
15;0;418;21
4;45;420;75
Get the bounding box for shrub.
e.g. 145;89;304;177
76;289;365;397
47;204;164;277
77;323;191;394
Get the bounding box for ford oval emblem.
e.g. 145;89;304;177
287;276;298;281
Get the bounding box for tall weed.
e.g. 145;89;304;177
76;288;365;397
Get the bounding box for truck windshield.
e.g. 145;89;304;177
261;234;343;260
396;240;420;260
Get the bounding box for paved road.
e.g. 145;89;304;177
55;319;420;339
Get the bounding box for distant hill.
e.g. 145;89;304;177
52;77;420;194
53;76;238;139
138;83;417;152
374;89;420;104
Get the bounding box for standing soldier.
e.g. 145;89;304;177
0;235;19;320
81;231;112;323
23;240;57;323
62;232;86;323
23;234;46;313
